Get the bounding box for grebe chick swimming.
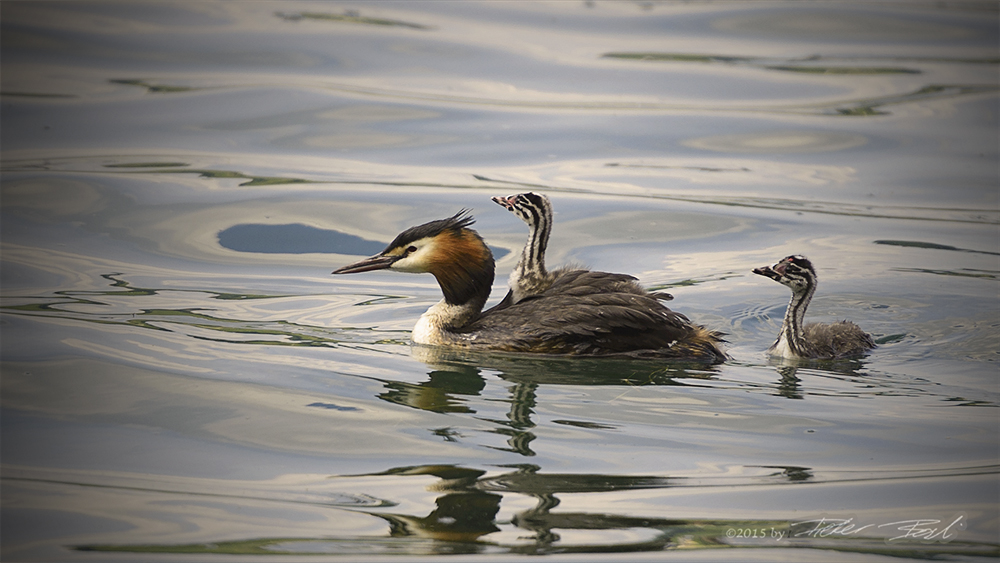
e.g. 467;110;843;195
491;192;672;306
334;209;725;362
753;255;875;360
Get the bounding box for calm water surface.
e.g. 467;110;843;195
2;2;998;561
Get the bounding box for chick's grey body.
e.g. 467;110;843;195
797;321;874;359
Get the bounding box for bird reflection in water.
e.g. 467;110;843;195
379;368;487;414
351;462;814;555
360;465;501;550
771;357;872;400
356;463;677;554
378;347;721;457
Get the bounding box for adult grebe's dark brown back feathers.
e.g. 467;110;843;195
473;269;723;359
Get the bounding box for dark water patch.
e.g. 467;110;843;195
606;162;752;172
276;10;430;29
766;65;919;74
603;52;754;64
875;239;1000;256
168;168;313;186
876;56;1000;65
104;162;189;168
944;397;998;407
472;174;556;191
552;419;617;430
39;160;314;186
0;91;77;98
109;79;195;94
606;52;922;75
88;161;313;187
603;52;999;67
102;273;158;296
306;402;360;411
648;272;741;291
874;333;908;345
218;223;385;255
894;267;998;280
837;106;886;116
432;427;462;442
833;84;1000;117
751;465;814;482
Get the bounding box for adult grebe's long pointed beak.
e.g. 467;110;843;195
333;253;398;274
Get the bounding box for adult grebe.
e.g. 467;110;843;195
491;192;672;306
753;255;875;359
333;208;725;361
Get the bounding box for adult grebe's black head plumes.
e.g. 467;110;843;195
754;254;874;360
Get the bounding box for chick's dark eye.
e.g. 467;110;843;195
406;246;417;253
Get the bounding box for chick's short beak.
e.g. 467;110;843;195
752;265;782;281
491;195;516;211
332;253;398;274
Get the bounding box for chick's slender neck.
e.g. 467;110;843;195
516;203;550;282
779;277;816;356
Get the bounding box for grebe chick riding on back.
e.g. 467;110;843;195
491;192;556;305
491;191;672;306
753;255;875;360
333;207;725;362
